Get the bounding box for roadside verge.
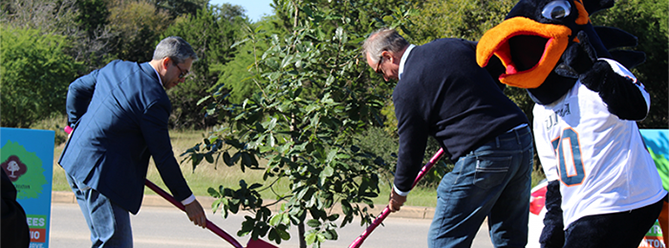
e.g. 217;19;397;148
52;191;436;220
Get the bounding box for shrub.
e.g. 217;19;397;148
1;26;81;128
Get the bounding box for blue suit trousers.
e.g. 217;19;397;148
67;174;133;247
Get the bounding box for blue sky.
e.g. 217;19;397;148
208;0;274;22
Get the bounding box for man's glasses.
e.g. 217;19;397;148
375;56;384;75
174;62;189;79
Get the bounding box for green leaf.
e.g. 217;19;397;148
306;219;321;228
323;229;338;240
281;212;291;225
269;214;283;226
327;214;339;221
305;232;317;244
325;75;335;86
341;199;352;215
321;166;334;177
268;228;278;241
211;198;222;213
336;153;351;159
326;149;337;163
196;95;211;105
249;183;262;190
277;227;290;240
281;54;295;68
208;187;221;198
268;117;278;129
231;38;250;48
223;152;232;166
268;133;276;147
296;186;312;200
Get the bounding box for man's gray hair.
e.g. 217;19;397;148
361;28;409;64
152;36;199;64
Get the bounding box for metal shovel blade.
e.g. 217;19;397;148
247;238;279;248
145;179;278;248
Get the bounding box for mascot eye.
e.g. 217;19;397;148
542;0;572;20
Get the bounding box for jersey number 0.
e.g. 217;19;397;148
551;128;586;186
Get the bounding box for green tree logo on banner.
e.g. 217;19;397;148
0;140;47;199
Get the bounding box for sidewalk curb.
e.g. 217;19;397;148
51;191;435;220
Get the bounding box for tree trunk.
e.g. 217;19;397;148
298;221;306;248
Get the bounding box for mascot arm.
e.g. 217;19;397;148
556;31;649;120
540;180;565;248
581;60;649;120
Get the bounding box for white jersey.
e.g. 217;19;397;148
532;58;666;229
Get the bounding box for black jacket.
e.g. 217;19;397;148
2;169;30;248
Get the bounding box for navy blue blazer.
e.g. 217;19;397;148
59;60;193;214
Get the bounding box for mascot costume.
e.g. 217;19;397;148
476;0;668;247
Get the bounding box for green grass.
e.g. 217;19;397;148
51;127;546;209
51;128;437;207
52;129;284;195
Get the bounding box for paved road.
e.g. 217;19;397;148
50;203;495;248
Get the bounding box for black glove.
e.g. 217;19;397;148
555;31;648;120
555;31;597;80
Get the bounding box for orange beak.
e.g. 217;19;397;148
476;17;572;89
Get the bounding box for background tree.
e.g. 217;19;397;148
0;0;115;71
155;0;207;19
0;0;79;32
76;0;109;39
161;3;247;128
106;0;171;62
0;26;81;127
72;0;116;70
410;0;515;44
590;0;668;129
216;17;279;104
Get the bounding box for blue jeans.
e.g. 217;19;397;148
67;174;133;248
428;126;533;248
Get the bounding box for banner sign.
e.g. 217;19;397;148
1;127;55;248
639;129;668;248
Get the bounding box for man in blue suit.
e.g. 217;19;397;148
59;36;207;247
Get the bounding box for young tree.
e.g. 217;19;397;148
183;1;415;247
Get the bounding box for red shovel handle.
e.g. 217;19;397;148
349;148;445;248
145;179;245;248
67;124;272;247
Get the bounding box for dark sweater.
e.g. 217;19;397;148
393;38;528;192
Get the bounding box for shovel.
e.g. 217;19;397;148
145;179;277;248
349;148;445;248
